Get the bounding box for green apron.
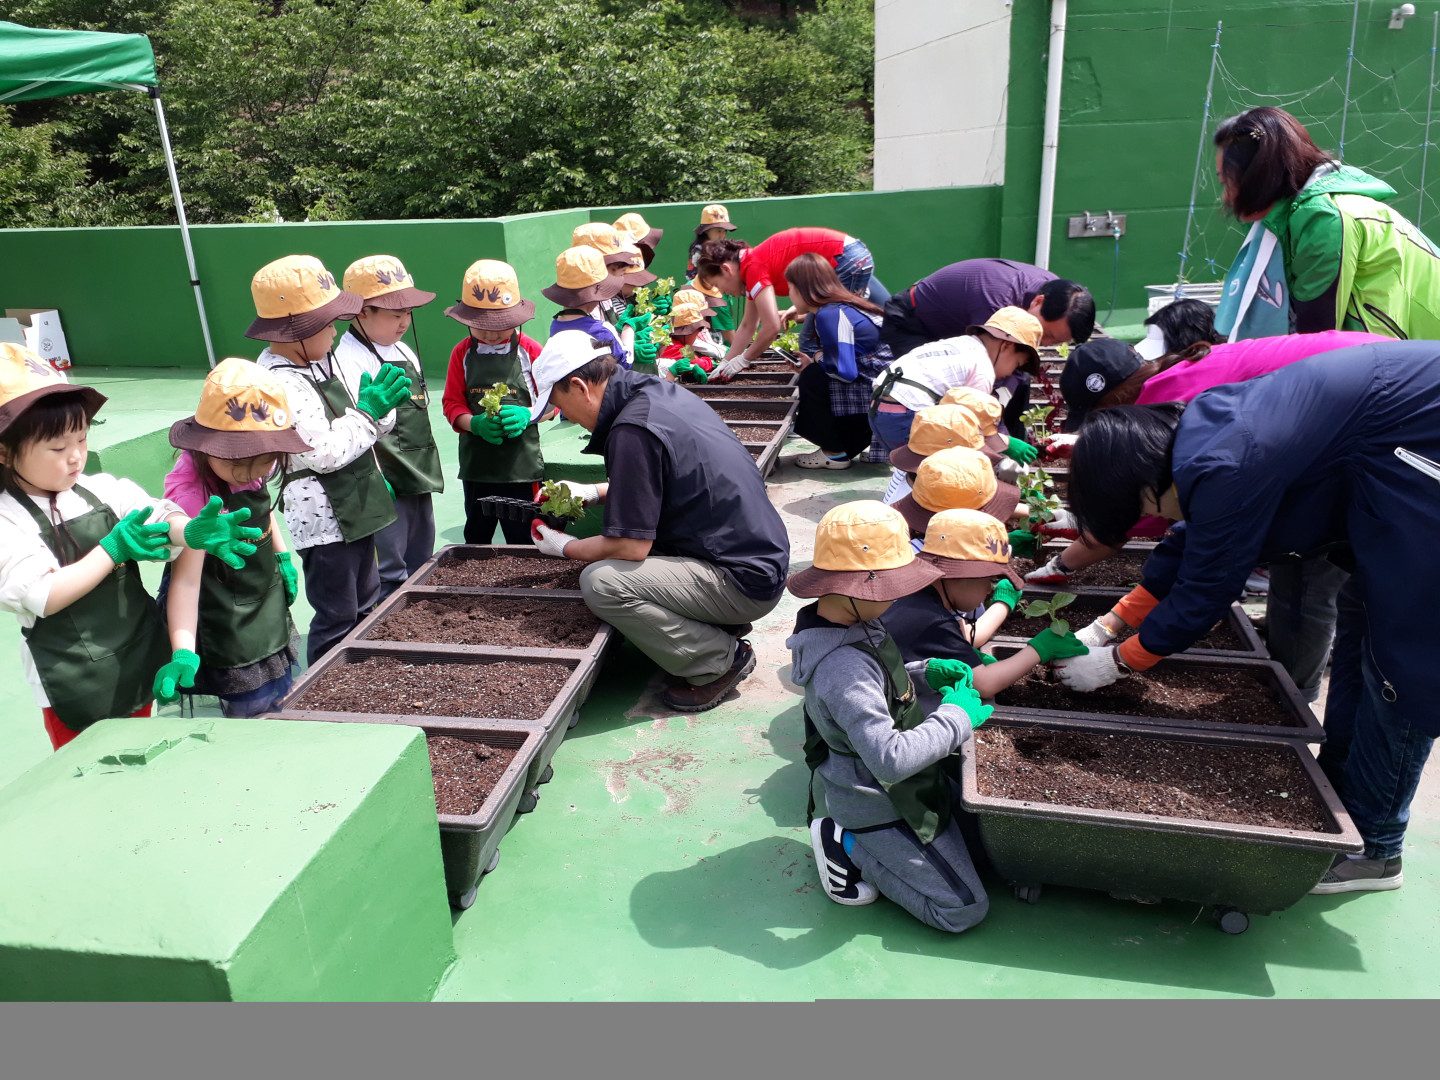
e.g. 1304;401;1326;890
283;358;398;542
195;487;292;670
458;335;544;484
803;634;952;844
19;485;172;732
352;332;444;498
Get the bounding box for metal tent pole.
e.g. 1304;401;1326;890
1178;21;1224;290
1338;0;1361;160
149;88;216;368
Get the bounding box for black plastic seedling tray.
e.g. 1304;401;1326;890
961;715;1362;929
349;588;613;658
985;645;1323;741
470;496;570;532
409;544;584;597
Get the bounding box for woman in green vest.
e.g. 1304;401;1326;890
1215;106;1440;337
159;359;310;718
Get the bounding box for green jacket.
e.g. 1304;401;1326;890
1261;165;1440;338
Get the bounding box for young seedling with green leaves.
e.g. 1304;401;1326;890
653;276;676;297
478;382;511;418
537;480;586;522
1019;404;1055;445
631;286;655;316
1018;466;1063;528
1021;591;1077;637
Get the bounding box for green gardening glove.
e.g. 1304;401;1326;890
634;338;660;364
275;551;299;606
671;356;693;379
183;496;263;569
617;311;651;334
941;680;993;728
1026;629;1090;665
991;578;1023;612
1008;528;1039;559
651;291;673;316
356;364;412;420
1005;437;1039;465
497;404;530;439
152;648;200;705
925;657;973;693
470;412;505;445
98;507;172;565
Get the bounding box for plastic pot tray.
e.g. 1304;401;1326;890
961;715;1362;917
409;544;583;597
348;588;614;659
469;496;570;532
986;645;1323;741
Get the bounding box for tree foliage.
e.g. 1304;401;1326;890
1;0;875;227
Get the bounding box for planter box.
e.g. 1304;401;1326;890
986;645;1323;741
961;715;1362;926
349;588;613;659
690;385;797;401
728;370;798;387
747;438;784;478
410;544;584;597
704;399;796;422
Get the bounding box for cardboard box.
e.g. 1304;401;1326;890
4;308;70;369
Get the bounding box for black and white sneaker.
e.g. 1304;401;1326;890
1310;853;1403;894
809;817;878;906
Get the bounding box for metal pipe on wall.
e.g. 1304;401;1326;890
1034;0;1068;270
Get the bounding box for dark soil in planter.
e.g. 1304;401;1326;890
1003;596;1244;651
995;666;1296;727
297;656;570;719
428;735;519;815
429;554;584;590
695;386;793;396
714;407;792;422
1012;552;1151;590
749;449;764;460
749;361;796;372
728;424;781;441
975;726;1327;830
370;596;601;648
730;374;794;385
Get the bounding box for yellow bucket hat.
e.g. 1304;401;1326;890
0;342;105;436
445;259;537;331
616;241;657;286
169;357;311;458
342;254;436;310
669;292;708;332
246;254;363;342
613;212;663;261
969;306;1043;376
917;508;1021;585
541;246;625;308
572;222;633;265
889;403;985;472
695;203;737;236
893;446;1021;533
787;500;944;601
689;276;727;305
939;385;1010;462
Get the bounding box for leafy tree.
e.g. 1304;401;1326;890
0;106;122;226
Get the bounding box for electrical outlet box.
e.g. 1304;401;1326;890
1068;212;1126;238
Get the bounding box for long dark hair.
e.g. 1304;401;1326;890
783;252;882;315
1070;403;1186;546
1146;298;1222;353
1214;107;1335;218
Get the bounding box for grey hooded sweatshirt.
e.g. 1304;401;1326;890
787;603;972;831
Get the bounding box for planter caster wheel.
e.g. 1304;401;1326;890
451;886;478;911
538;763;554;785
484;849;500;875
567;711;580;729
1214;906;1249;935
517;788;540;814
1013;883;1042;905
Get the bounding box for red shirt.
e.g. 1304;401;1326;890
441;332;542;431
740;227;847;299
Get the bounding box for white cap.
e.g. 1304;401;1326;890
529;330;616;420
1134;323;1168;361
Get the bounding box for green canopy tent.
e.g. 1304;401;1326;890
0;21;216;366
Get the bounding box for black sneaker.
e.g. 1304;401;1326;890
1310;853;1403;894
662;640;757;713
809;817;878;906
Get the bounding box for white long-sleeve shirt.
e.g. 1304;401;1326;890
258;346;396;550
0;473;182;707
874;335;996;412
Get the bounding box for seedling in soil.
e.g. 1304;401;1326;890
773;325;801;352
1020;591;1077;636
478;382;510;417
1018;466;1064;527
1019;405;1056;445
1055;342;1071;360
538;480;587;522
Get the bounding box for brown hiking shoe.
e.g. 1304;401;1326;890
662;641;757;713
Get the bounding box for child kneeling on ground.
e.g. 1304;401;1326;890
785;500;995;931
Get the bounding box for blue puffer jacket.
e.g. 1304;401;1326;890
1136;340;1440;734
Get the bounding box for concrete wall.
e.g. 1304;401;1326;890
874;0;1013;190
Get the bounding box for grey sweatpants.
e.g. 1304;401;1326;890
579;556;780;683
848;811;990;934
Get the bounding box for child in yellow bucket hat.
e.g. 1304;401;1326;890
660;288;726;383
573;224;656;328
0;344;263;750
161;358;312;717
685;205;741;343
613;211;664;267
442;259;559;545
252;254;412;665
338;255;442;600
785;500;992;929
545;246;634;369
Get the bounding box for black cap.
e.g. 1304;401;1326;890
1059;338;1143;433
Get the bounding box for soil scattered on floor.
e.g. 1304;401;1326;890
1002;595;1246;651
428;554;584;590
996;665;1299;727
297;655;571;719
370;596;601;648
429;735;519;815
975;726;1328;829
712;407;793;422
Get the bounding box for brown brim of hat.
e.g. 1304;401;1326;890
602;251;635;267
169;416;312;458
246;291;364;342
984;481;1022;523
786;558;943;602
671;321;704;335
357;286;437;310
981;432;1007;465
541;276;626;307
892;492;935;536
918;551;1023;588
889;444;927;472
0;384;107;437
624;266;658;286
638;227;663;249
444;297;537;331
969;324;1042;377
694;221;738;236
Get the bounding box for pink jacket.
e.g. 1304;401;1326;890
1136;331;1388;405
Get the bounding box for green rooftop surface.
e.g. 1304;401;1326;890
1;368;1437;1000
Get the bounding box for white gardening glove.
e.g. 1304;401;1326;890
994;458;1024;485
1074;619;1120;649
712;356;751;382
1053;646;1126;692
557;481;601;505
1042;433;1080;459
531;521;574;559
1025;553;1076;585
1037;507;1080;539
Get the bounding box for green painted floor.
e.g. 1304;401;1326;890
2;368;1437;1000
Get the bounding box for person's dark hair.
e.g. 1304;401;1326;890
0;394;91;501
1162;340;1214;368
567;341;619;387
1213;107;1335;219
1094;361;1164;410
1031;279;1095;343
783;252;882;315
1070;403;1185;546
1145;298;1222;353
695;238;749;282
